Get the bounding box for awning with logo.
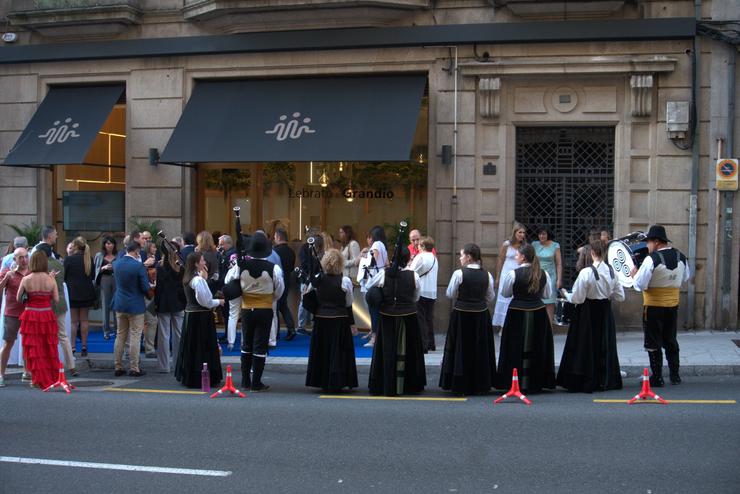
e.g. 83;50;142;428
2;85;125;167
159;75;426;164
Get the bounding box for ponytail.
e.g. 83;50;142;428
519;244;542;294
83;244;92;276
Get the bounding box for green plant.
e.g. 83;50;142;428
128;217;163;234
6;221;42;247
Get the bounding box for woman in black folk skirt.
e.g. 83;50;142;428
439;243;497;395
305;249;358;392
175;252;224;388
496;244;556;393
557;240;624;392
367;246;426;396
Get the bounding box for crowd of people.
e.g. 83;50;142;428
0;220;689;396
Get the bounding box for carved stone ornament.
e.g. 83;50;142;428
478;77;501;119
630;74;654;117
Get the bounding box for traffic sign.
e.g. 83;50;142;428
716;159;738;191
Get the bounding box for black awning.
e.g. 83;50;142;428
2;85;124;167
160;74;426;163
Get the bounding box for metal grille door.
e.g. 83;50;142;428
515;127;615;284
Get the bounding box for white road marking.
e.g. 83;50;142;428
0;456;232;477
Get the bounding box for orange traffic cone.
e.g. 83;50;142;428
494;368;532;406
627;368;668;405
210;365;245;399
44;361;76;394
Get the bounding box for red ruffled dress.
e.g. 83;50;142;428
20;291;59;389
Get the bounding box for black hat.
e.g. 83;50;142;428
246;232;272;259
645;225;670;243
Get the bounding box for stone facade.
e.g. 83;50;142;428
0;0;738;330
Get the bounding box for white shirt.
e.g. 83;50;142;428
500;264;552;300
445;264;495;304
366;268;421;302
307;275;355;308
409;251;438;300
569;261;624;304
371;241;388;270
190;276;220;309
633;247;691;292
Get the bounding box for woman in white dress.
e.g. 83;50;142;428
492;222;526;328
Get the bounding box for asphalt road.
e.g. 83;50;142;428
1;367;739;494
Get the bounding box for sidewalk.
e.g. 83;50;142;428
76;330;740;377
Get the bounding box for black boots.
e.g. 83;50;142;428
240;353;252;389
648;349;665;387
666;349;681;384
251;356;270;392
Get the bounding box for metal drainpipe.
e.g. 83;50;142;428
720;47;736;329
451;46;459;261
687;0;701;329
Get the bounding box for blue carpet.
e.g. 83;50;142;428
74;328;374;358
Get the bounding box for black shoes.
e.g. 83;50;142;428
128;370;146;377
669;372;682;385
114;369;126;377
250;383;270;392
649;376;665;387
285;329;296;341
80;347;88;357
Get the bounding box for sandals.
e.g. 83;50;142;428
80;346;88;357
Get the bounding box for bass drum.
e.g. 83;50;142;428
607;240;648;288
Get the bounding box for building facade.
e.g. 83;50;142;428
0;0;738;330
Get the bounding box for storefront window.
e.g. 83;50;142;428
199;95;429;243
54;104;126;246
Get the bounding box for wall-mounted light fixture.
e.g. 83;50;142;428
148;148;159;167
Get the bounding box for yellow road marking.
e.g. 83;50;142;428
594;399;736;404
104;388;206;395
319;395;467;402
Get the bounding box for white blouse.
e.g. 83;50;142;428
190;276;220;309
445;264;496;304
500;264;552;300
569;261;625;304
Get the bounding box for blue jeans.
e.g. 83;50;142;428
297;283;313;330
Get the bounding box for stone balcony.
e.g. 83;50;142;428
7;0;143;39
181;0;432;33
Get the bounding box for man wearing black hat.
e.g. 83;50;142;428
630;225;690;386
238;232;284;391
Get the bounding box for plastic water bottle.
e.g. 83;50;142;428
201;363;211;392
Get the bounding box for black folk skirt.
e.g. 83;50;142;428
175;310;223;388
496;306;556;393
306;316;358;392
556;298;622;393
439;309;497;395
369;313;427;396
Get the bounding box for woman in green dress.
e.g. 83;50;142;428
532;227;562;326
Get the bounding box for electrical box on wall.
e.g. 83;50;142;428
666;101;689;139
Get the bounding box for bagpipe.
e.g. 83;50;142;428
365;220;407;308
295;233;323;314
221;206;247;301
156;230;183;268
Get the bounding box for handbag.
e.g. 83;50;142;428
302;289;319;314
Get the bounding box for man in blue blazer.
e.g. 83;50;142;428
112;240;153;377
